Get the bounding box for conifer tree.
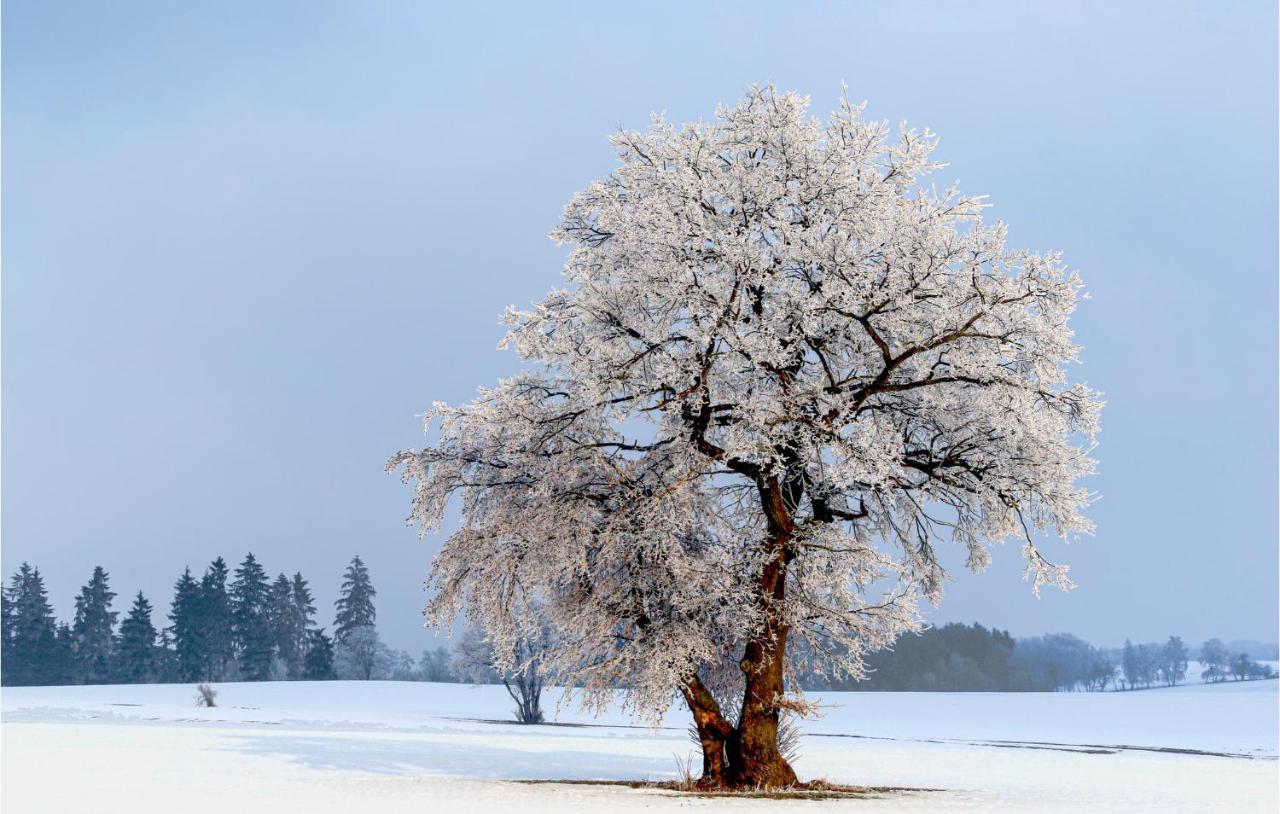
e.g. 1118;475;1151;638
116;592;159;683
303;628;336;680
333;556;376;644
169;568;206;682
267;574;298;679
1;582;15;685
199;557;235;681
4;564;63;686
291;573;317;646
71;566;118;684
53;622;76;684
155;628;179;683
231;553;273;681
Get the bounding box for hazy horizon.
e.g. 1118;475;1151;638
4;1;1277;653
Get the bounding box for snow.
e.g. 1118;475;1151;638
3;679;1277;813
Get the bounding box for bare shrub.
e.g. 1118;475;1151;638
672;751;698;792
777;713;801;765
194;683;218;707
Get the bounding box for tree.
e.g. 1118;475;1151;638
1161;636;1188;686
390;86;1101;787
266;574;306;680
1010;633;1105;692
827;623;1018;692
1200;638;1229;683
231;553;273;681
333;556;376;644
389;650;418;681
455;623;548;723
303;628;336;680
53;622;76;684
199;558;235;681
71;566;117;684
116;592;159;683
1120;640;1137;689
3;564;65;686
419;646;456;683
1135;643;1160;688
333;624;390;680
1229;652;1251;681
169;568;206;682
154;628;179;683
1;583;14;684
288;572;317;679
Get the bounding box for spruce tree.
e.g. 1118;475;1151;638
267;574;297;679
303;628;336;680
71;566;118;684
116;592;159;683
53;622;76;684
333;556;376;644
230;553;273;681
290;572;317;677
155;628;179;683
1;581;15;685
5;564;64;686
199;558;235;681
169;568;206;682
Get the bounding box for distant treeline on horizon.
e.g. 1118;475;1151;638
2;558;1276;692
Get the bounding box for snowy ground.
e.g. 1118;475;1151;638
3;678;1276;813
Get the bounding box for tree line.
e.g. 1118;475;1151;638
6;566;1274;697
1;555;393;686
805;623;1276;692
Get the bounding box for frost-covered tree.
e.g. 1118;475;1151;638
71;566;117;684
418;646;456;683
388;650;417;681
390;85;1100;787
116;592;159;683
333;624;390;680
1199;638;1229;683
1161;636;1188;686
333;556;376;644
455;623;549;724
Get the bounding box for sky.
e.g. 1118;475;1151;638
3;1;1277;653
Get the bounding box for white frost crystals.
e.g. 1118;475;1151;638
388;85;1101;724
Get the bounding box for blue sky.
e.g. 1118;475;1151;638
4;1;1276;652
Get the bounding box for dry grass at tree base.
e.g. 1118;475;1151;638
516;779;941;801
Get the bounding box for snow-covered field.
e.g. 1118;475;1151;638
3;678;1276;813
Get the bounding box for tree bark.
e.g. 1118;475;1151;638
725;568;798;787
725;477;800;788
680;674;733;787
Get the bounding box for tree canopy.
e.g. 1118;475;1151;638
391;84;1101;787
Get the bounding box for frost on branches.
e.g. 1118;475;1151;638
389;85;1101;788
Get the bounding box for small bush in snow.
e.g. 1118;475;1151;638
194;683;218;707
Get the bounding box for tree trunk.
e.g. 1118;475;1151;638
726;621;797;787
725;477;799;788
680;674;733;788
